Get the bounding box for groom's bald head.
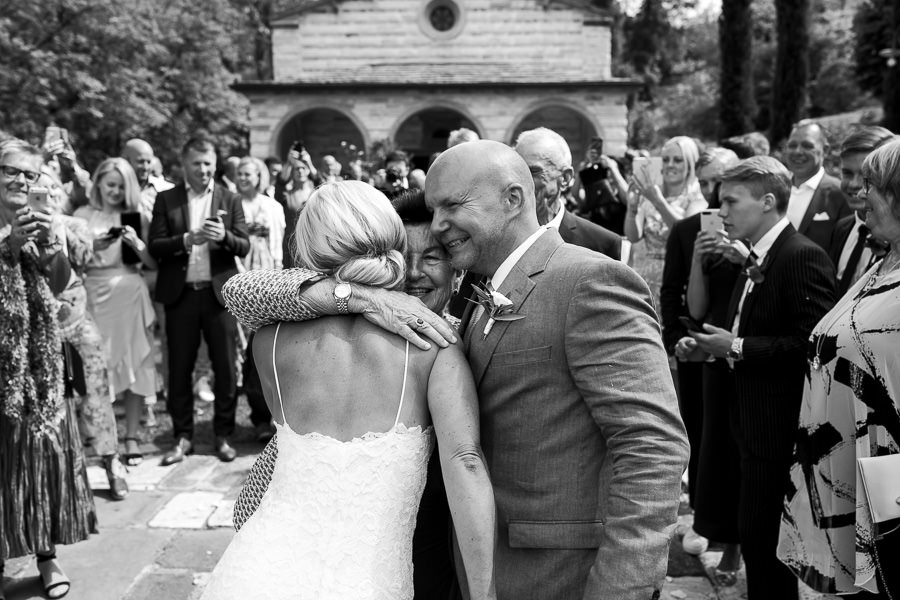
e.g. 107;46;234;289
425;140;541;275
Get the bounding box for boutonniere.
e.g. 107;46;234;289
468;282;525;339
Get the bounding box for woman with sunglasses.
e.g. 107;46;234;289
777;138;900;598
0;140;96;599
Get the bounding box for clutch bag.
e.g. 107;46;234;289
858;453;900;538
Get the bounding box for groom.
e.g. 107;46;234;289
225;141;688;600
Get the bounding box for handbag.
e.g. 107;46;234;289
857;453;900;539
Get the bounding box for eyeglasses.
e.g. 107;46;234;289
0;165;41;184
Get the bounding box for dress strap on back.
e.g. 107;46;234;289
393;341;410;428
272;322;288;426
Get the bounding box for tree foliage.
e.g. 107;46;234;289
0;0;257;171
770;0;811;144
854;0;900;131
718;0;755;137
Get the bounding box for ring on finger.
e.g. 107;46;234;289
413;318;426;329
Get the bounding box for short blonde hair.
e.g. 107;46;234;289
89;157;142;212
293;181;406;290
861;137;900;217
237;156;270;193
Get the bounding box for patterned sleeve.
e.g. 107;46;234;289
233;436;278;531
222;267;327;331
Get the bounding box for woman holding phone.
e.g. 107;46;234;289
74;158;158;478
625;136;706;307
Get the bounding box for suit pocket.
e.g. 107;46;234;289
491;345;551;367
508;519;604;549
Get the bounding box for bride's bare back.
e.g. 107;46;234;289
253;316;437;441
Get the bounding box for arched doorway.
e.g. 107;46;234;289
394;108;481;170
275;108;366;173
509;105;600;167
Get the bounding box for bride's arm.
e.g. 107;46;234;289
222;269;457;349
428;344;497;600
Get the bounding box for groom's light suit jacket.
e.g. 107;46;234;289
460;229;688;600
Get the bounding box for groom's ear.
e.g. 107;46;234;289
502;182;528;213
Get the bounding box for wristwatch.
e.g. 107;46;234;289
726;337;744;361
333;282;352;314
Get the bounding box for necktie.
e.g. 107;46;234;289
839;224;869;296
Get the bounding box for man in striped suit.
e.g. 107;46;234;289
689;156;835;600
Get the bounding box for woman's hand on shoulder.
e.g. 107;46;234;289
356;286;457;350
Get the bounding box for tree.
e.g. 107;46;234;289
770;0;811;144
718;0;755;137
854;0;900;132
0;0;254;171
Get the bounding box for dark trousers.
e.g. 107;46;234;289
738;456;798;600
242;333;272;427
676;360;704;507
165;287;238;440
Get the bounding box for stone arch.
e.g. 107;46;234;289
507;101;604;166
273;106;369;171
391;104;486;169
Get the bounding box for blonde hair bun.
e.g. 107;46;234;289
292;181;407;291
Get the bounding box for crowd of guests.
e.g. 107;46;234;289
0;117;898;598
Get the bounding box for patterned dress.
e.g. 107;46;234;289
777;258;900;594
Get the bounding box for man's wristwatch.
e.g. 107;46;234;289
333;282;352;314
726;337;744;361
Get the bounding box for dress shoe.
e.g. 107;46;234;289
104;455;129;501
161;438;193;466
682;526;709;555
254;422;275;444
215;438;237;462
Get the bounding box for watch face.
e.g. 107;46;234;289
335;283;352;299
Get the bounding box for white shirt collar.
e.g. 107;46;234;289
547;205;566;230
751;217;790;262
490;227;548;291
793;167;825;191
185;179;214;199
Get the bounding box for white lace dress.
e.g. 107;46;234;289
200;326;434;600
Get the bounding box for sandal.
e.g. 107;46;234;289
104;455;130;501
123;437;143;467
36;554;70;599
712;567;739;587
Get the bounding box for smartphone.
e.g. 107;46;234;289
43;126;69;147
27;186;50;212
679;315;705;333
700;209;725;235
106;226;126;238
206;209;227;224
290;140;306;155
589;136;604;155
632;156;663;188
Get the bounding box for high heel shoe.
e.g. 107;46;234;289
104;455;130;501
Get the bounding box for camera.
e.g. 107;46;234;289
290;140;306;155
385;169;403;185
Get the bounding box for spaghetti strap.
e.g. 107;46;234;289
393;341;410;428
272;322;288;426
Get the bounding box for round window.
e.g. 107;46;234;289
419;0;464;40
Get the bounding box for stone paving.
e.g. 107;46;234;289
2;445;839;600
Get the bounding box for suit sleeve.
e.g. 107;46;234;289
219;194;250;258
741;244;835;363
148;192;188;260
659;220;689;354
564;260;689;600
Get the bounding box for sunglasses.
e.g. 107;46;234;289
0;165;41;184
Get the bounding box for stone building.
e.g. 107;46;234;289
236;0;638;169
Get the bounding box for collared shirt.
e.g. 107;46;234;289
787;167;825;229
490;226;548;291
546;204;565;230
139;175;175;218
836;213;873;283
732;217;791;334
185;180;214;283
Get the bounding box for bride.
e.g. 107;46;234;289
200;181;496;600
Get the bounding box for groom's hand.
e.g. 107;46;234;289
353;286;457;350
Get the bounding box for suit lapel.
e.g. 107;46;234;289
176;185;190;234
798;184;825;234
738;226;795;334
467;230;560;386
210;185;223;220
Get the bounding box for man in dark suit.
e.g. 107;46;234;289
659;147;738;554
783;122;852;253
830;126;895;296
148;137;250;464
690;156;835;600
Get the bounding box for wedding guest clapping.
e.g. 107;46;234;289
778;138;900;598
74;158;158;468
